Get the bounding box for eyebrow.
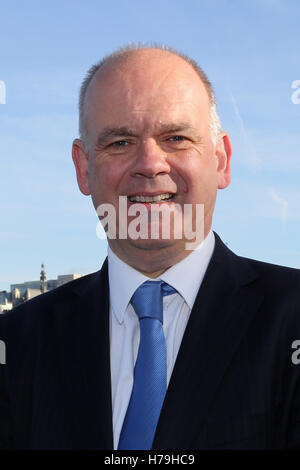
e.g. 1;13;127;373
95;122;201;147
96;127;138;147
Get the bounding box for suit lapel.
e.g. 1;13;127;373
153;233;264;449
51;259;113;449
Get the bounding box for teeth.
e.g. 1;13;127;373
129;193;173;203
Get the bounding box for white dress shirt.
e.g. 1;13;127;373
108;230;215;449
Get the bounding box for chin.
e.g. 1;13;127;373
126;237;179;252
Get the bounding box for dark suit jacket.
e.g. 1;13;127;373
1;232;300;449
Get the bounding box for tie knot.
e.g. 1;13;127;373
131;280;176;323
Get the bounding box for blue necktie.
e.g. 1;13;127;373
118;280;176;450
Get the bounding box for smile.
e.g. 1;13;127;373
128;193;175;203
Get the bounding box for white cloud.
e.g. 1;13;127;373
229;92;262;171
267;186;288;231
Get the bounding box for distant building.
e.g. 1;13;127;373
0;291;13;313
11;286;42;308
57;274;82;287
40;263;47;294
11;287;21;307
7;265;83;309
25;288;42;301
10;273;82;295
47;279;58;290
10;264;55;300
10;281;41;297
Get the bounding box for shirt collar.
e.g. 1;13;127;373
108;230;215;324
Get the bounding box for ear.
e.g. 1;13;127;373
72;139;91;195
215;132;232;189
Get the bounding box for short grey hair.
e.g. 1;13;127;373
78;43;222;150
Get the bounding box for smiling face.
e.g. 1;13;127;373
72;49;232;276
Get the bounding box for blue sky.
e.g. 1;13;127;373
0;0;300;291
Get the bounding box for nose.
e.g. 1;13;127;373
130;139;170;178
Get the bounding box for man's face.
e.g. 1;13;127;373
72;50;232;273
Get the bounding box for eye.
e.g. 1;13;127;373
110;140;129;147
167;135;188;142
168;135;187;142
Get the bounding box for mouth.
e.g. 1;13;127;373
128;192;175;203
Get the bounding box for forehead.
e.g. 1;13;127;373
84;50;210;132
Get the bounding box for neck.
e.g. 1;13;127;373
108;229;210;278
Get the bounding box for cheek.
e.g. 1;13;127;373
90;158;125;202
173;152;218;197
172;151;208;179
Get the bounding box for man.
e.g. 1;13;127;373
1;44;300;450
